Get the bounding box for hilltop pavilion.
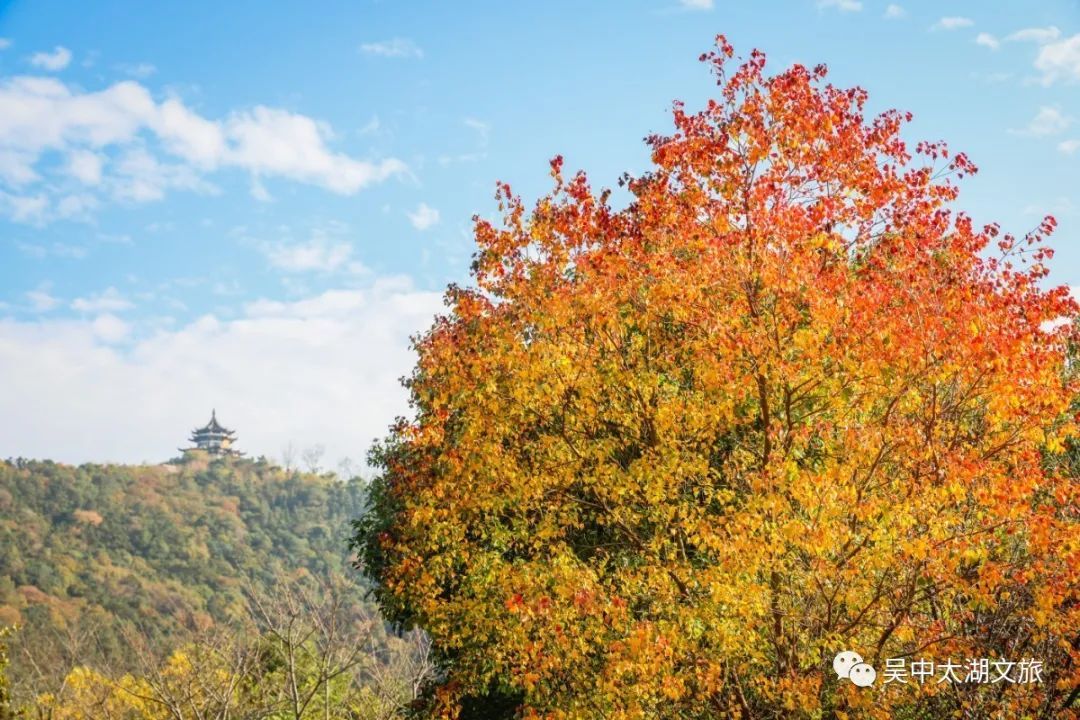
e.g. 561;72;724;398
181;410;242;456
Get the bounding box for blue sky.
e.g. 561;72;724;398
1;0;1079;468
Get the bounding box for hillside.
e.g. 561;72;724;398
0;455;369;687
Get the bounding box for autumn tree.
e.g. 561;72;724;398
354;38;1080;719
28;576;434;719
0;628;21;720
245;572;391;719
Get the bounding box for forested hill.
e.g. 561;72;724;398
0;455;367;659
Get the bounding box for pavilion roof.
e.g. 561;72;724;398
192;409;235;436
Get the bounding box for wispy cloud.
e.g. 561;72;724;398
1010;106;1071;137
249;177;271;202
247;224;368;274
1003;25;1079;86
408;202;440;231
29;45;72;71
56;193;97;220
463;117;490;144
883;4;905;19
0;278;443;465
1023;197;1075;217
976;33;1000;50
25;288;59;312
117;62;156;79
932;17;974;31
71;287;133;314
111;148;214;202
263;237;357;273
2;193;48;224
1059;139;1080;155
679;0;713;10
16;240;87;259
1032;33;1080;85
225;107;406;192
1007;27;1061;44
358;116;381;136
359;38;423;59
0;74;407;222
66;150;104;185
0;39;11;50
90;314;130;343
818;0;862;12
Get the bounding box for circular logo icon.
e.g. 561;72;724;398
848;662;877;687
833;650;863;679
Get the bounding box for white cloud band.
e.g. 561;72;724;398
0;278;443;467
0;74;406;222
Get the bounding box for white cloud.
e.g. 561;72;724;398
1007;26;1061;44
976;33;1000;50
1023;197;1075;217
1032;33;1080;85
111;147;214;202
463;117;490;144
0;75;406;220
0;149;39;185
679;0;713;9
1002;25;1079;85
56;192;97;219
118;62;156;79
25;288;59;312
0;39;11;50
17;240;87;259
262;236;356;273
407;202;440;231
155;97;227;168
358;116;380;135
883;4;905;19
0;278;444;467
0;77;156;152
1010;106;1071;136
91;313;130;343
242;223;368;275
818;0;861;11
359;38;423;59
66;149;104;184
1;192;47;223
932;17;974;31
1059;139;1080;155
225;106;406;194
72;287;133;313
250;177;272;202
29;46;72;71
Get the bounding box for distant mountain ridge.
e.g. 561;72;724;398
0;455;368;679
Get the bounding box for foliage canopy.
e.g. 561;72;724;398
356;38;1080;719
0;455;367;694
